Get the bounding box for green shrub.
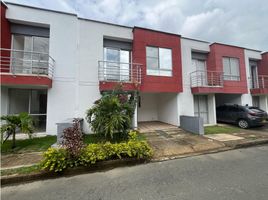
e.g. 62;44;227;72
40;147;70;172
1;112;34;148
41;131;153;172
86;94;132;139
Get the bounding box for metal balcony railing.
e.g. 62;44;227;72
0;48;55;78
250;75;268;89
190;70;224;87
98;61;142;84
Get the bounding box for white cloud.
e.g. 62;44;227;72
5;0;268;51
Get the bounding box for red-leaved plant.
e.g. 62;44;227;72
62;119;84;158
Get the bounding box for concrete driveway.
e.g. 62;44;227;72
142;127;225;160
247;123;268;134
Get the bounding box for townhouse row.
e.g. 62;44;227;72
1;2;268;134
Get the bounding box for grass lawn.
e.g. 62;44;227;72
1;133;147;154
1;136;57;154
1;165;41;176
205;125;241;135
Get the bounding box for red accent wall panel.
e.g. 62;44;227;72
258;52;268;75
99;82;140;92
132;28;183;93
1;3;11;72
1;74;52;88
207;43;248;94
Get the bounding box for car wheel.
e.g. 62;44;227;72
238;119;249;129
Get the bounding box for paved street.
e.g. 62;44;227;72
2;145;268;200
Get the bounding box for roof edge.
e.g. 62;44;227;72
78;17;133;29
5;1;77;16
1;1;8;8
181;36;210;44
133;26;181;37
210;42;262;52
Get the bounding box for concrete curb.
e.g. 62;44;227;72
1;158;148;186
226;138;268;149
2;139;268;186
151;139;268;162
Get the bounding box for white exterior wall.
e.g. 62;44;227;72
179;38;215;125
138;93;158;122
158;93;179;126
5;4;133;134
259;95;268;112
77;20;133;133
242;49;262;107
6;4;78;134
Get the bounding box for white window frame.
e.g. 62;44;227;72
222;57;240;81
146;46;172;77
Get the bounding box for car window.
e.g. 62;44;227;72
228;106;240;112
217;106;226;111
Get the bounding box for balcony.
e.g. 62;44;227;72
190;70;224;94
250;75;268;94
0;48;55;88
98;60;142;91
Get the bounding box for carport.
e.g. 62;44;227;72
137;92;179;130
215;94;242;107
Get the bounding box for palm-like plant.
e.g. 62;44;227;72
1;112;34;148
86;94;132;139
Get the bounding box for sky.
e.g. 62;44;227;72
5;0;268;51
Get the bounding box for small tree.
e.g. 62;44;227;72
86;94;134;139
0;112;34;148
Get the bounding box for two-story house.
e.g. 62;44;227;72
1;2;267;134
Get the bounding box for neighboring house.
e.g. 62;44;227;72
1;2;268;134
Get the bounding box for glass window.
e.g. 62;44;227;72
228;106;240;112
120;50;130;81
146;46;172;76
146;46;158;58
33;37;49;61
103;47;131;81
9;89;30;114
159;48;172;70
222;57;240;81
12;35;49;75
147;57;159;70
105;48;120;62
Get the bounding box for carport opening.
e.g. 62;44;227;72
137;92;178;132
215;94;242;107
215;94;242;123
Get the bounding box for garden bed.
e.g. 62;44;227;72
1;158;148;186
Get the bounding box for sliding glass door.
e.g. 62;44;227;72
8;89;47;131
11;35;49;75
104;47;131;81
194;95;209;124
